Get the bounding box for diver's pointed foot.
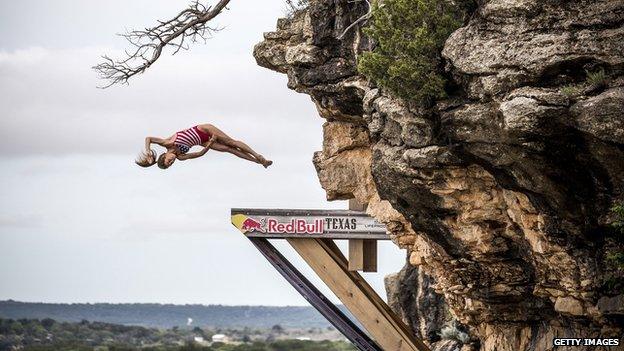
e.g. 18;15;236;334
257;155;272;168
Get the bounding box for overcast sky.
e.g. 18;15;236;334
0;0;407;306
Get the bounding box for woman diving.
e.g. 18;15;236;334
135;123;272;169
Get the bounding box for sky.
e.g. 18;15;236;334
0;0;408;306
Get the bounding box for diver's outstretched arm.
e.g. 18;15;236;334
178;146;210;161
178;135;216;161
137;136;168;167
145;136;168;151
140;136;166;165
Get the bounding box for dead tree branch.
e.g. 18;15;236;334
93;0;231;88
338;0;372;40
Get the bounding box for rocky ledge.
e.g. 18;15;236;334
253;1;624;350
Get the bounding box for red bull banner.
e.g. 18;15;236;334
231;208;388;240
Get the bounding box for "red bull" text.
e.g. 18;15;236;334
267;218;324;234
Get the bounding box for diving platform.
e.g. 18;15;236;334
231;204;430;351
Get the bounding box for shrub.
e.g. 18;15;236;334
611;203;624;235
608;203;624;271
606;251;624;269
603;203;624;293
560;84;579;98
358;0;470;104
586;68;607;88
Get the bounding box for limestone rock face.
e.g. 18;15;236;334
254;0;624;350
385;263;451;344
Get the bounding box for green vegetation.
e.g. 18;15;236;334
611;203;624;235
602;203;624;293
0;318;354;351
560;68;609;99
606;251;624;270
172;340;356;351
586;68;607;88
607;203;624;271
560;84;579;98
18;340;356;351
357;0;473;104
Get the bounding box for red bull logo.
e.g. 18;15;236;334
231;214;266;233
241;217;265;233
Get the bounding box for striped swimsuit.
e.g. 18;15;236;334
174;126;212;154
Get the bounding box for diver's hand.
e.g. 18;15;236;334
146;150;155;162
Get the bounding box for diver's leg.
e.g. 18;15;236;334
202;124;270;164
211;142;262;164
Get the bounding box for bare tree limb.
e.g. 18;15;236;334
93;0;231;88
338;0;372;40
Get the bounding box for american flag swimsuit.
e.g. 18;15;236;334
174;126;212;154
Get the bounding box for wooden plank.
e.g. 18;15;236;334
319;239;426;350
348;200;378;272
287;238;430;351
349;239;365;271
349;239;378;272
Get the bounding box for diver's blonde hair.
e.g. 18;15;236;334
135;149;156;167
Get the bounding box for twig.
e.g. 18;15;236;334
93;0;231;88
337;0;372;40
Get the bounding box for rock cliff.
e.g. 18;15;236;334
254;1;624;350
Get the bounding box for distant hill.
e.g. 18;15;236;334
0;300;351;329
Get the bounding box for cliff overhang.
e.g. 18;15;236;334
253;1;624;350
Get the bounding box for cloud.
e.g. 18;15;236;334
0;213;43;229
0;46;49;64
119;214;221;236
